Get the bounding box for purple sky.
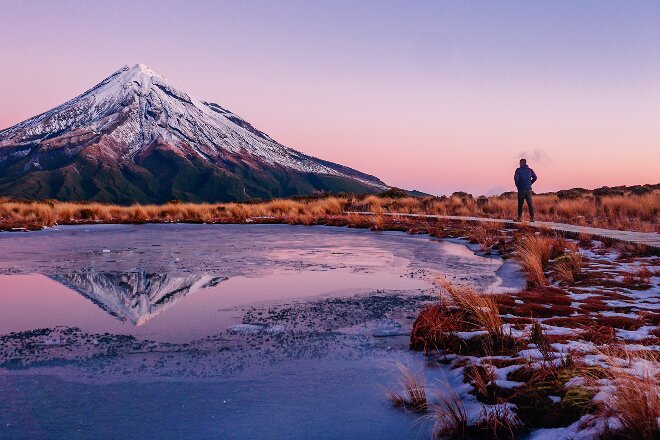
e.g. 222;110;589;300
1;1;659;195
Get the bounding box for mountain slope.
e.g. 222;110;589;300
0;64;387;203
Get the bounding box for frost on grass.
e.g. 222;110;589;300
404;226;659;439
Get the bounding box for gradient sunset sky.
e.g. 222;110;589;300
1;0;658;195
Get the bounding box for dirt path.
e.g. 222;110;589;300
347;212;660;249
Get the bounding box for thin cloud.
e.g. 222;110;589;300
517;148;551;164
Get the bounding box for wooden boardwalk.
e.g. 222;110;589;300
347;212;660;249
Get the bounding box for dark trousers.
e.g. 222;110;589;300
517;190;534;220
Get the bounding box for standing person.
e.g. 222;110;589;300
514;158;537;222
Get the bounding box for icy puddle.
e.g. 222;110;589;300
0;224;523;439
0;270;430;343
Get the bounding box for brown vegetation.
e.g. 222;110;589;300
1;187;658;232
0;197;348;230
410;303;463;354
406;222;659;438
513;235;553;288
386;365;428;412
411;280;519;357
359;190;659;232
341;204;658;440
596;352;660;440
622;267;653;289
475;405;522;439
552;250;583;285
441;279;504;338
429;387;468;439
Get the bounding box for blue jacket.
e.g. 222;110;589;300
514;165;537;190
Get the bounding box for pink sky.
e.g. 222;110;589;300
1;1;658;195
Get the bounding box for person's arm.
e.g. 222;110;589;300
530;169;538;185
514;169;520;187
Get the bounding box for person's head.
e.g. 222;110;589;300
519;158;527;167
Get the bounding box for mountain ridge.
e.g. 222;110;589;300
0;64;387;203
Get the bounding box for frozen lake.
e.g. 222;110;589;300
0;224;523;439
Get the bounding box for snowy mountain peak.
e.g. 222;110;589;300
83;63;192;111
110;63;177;93
109;63;162;81
131;63;157;74
0;64;387;203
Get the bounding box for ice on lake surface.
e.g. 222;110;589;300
0;224;524;439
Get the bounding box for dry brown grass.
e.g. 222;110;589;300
409;279;521;357
530;320;552;360
552;250;583;285
386;364;428;412
467;223;505;253
622;267;653;288
1;188;658;231
409;302;463;353
465;364;499;404
437;279;522;357
475;405;522;439
596;351;660;440
429;386;468;439
482;192;658;232
514;235;554;288
0;197;350;229
440;279;504;338
367;191;658;232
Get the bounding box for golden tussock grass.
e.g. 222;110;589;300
530;320;552;360
552;250;583;285
409;278;525;357
428;386;468;439
476;404;522;439
0;197;348;229
409;302;463;353
386;364;428;412
439;279;504;338
622;267;653;288
594;351;660;440
464;364;499;404
385;191;658;232
466;223;505;253
1;189;658;231
513;235;555;288
481;192;659;232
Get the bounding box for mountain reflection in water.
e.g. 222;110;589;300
0;224;524;343
51;270;227;325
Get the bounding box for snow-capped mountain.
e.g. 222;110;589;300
0;64;386;203
52;269;226;325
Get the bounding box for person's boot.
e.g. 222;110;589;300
530;217;535;223
517;216;522;222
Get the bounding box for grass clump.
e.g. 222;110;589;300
410;303;463;353
441;280;504;338
464;364;501;404
530;320;552;360
514;235;553;288
597;352;660;440
386;365;428;412
507;364;597;428
428;387;468;439
411;280;519;357
622;267;653;289
552;250;583;285
475;405;522;440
